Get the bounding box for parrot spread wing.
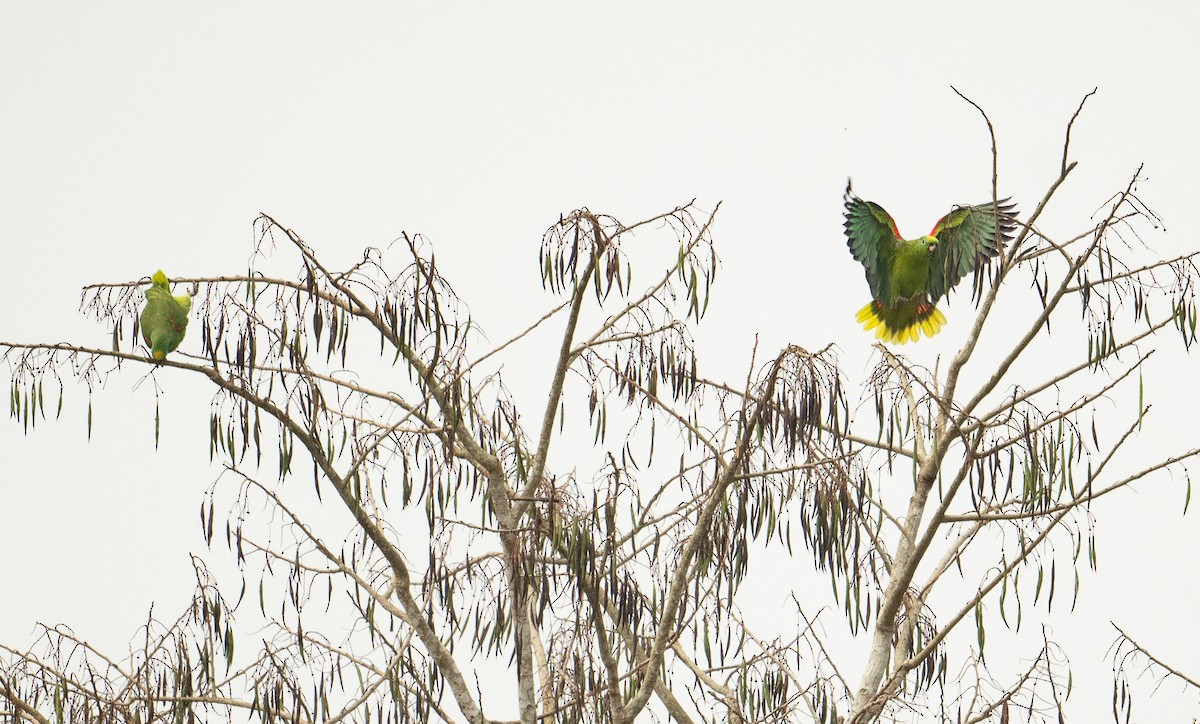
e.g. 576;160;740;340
927;198;1019;304
843;181;903;303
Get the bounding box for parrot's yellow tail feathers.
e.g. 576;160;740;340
855;304;880;327
855;301;946;345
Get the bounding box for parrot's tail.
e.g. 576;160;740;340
855;300;947;344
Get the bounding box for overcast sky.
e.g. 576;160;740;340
3;4;1198;720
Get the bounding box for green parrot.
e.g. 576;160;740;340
843;181;1018;344
140;270;193;360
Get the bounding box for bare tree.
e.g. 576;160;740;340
1110;623;1200;722
2;93;1197;723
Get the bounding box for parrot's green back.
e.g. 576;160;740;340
889;240;935;301
140;270;192;360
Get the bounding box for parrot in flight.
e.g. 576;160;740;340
843;181;1018;344
140;270;193;360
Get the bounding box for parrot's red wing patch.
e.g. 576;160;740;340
870;205;902;239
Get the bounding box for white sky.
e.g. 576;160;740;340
3;3;1198;720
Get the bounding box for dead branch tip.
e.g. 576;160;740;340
1062;88;1099;174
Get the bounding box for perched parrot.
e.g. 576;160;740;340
843;181;1018;344
140;270;193;360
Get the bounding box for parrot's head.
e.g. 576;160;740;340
919;236;938;256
